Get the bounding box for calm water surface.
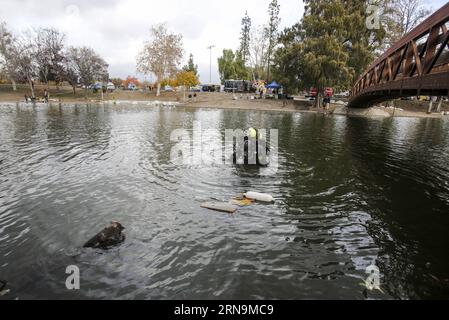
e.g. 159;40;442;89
0;102;448;300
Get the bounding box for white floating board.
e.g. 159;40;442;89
201;202;238;213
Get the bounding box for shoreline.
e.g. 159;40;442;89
1;99;446;120
1;90;447;119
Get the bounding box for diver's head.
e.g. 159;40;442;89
248;127;257;139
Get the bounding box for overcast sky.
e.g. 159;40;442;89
0;0;446;83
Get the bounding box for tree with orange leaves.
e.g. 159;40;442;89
124;76;140;89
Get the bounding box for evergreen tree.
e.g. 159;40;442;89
239;11;251;65
265;0;281;82
278;0;385;106
182;53;198;77
272;24;304;94
300;0;351;103
343;1;385;83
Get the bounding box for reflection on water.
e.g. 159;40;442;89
0;102;448;299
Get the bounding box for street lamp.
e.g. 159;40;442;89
207;45;215;84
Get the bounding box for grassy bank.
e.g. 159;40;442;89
0;84;181;102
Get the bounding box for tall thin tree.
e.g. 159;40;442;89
239;11;252;66
265;0;281;82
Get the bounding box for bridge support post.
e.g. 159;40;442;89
436;97;443;113
427;100;433;114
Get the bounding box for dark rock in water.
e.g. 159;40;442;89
83;221;125;249
0;280;6;291
0;279;9;297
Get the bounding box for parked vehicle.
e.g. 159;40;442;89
305;88;317;98
335;91;350;98
202;85;218;92
164;85;174;92
224;80;254;93
189;85;202;92
224;80;241;92
305;87;334;99
107;82;115;92
92;83;103;93
128;83;138;91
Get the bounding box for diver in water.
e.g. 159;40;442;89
233;127;270;166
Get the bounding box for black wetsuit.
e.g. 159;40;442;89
233;132;270;166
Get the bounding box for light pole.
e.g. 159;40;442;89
207;45;215;84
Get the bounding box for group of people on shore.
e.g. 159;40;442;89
24;89;49;103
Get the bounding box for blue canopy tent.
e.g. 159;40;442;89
267;81;281;89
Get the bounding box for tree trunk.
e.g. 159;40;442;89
11;79;17;91
267;60;271;83
436;97;443;113
156;83;161;97
427;100;433;114
266;45;272;82
315;91;323;109
251;68;256;82
28;77;35;99
72;85;76;95
282;86;287;107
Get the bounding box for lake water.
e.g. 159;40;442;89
0;102;448;300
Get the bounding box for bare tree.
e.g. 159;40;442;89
0;21;20;90
34;27;66;89
137;24;183;96
64;47;80;94
382;0;432;48
248;25;269;81
14;34;39;99
65;46;109;96
1;26;40;98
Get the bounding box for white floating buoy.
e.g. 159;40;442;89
244;192;274;203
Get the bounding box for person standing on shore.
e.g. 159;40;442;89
44;89;49;103
323;92;331;114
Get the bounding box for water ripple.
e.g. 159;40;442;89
0;104;448;299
